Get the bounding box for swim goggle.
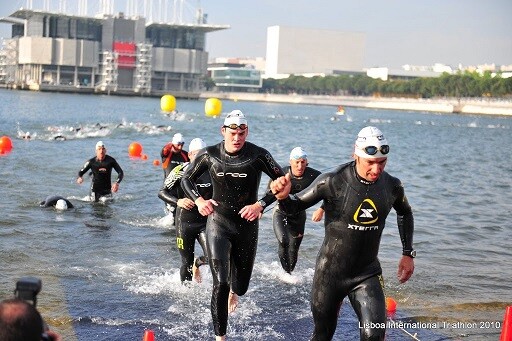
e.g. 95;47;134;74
223;123;248;130
174;142;185;146
359;145;390;156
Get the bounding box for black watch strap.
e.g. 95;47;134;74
402;249;416;258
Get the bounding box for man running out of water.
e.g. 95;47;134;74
268;146;323;274
77;141;124;202
158;138;212;283
270;126;415;341
181;110;284;341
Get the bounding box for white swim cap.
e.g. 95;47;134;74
188;138;206;152
290;147;308;160
55;199;68;210
224;110;248;127
96;141;105;149
354;126;390;159
171;133;185;144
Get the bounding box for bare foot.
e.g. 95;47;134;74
192;261;202;283
215;335;226;341
228;291;239;313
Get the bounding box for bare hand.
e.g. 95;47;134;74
271;173;292;200
312;207;324;222
195;197;218;216
111;182;119;193
76;177;83;184
239;203;264;221
397;256;414;283
177;197;195;210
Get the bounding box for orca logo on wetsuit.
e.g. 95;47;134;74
197;183;212;187
265;153;281;175
353;198;379;225
216;172;248;178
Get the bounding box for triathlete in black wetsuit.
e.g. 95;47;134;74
160;133;189;222
268;147;322;274
271;127;415;341
181;110;284;340
77;141;124;202
158;138;212;283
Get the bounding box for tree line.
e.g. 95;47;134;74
260;71;512;99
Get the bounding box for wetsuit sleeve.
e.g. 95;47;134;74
78;159;92;177
393;182;414;252
279;173;330;214
181;151;209;202
256;150;285;207
158;164;186;205
112;159;124;183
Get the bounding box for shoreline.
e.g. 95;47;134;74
199;92;512;116
2;85;511;116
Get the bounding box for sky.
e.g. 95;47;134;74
1;0;511;69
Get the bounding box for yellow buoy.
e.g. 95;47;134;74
160;95;176;113
205;98;222;117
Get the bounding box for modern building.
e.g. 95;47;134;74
207;62;262;92
265;26;366;79
0;7;228;97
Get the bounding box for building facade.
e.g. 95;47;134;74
265;26;366;79
0;9;228;97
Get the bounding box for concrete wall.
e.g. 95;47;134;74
18;37;52;64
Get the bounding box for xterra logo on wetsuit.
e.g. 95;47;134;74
347;198;379;231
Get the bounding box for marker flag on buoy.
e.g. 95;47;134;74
501;306;512;341
0;135;13;154
128;142;143;157
160;94;176;113
205;98;222;117
142;329;155;341
385;297;397;313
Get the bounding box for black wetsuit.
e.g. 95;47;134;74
158;162;212;282
268;166;321;273
160;145;189;219
78;155;123;201
39;195;74;208
279;161;414;341
181;141;284;337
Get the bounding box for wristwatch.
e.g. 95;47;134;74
402;249;416;258
257;199;266;208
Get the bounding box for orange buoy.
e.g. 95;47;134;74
142;329;155;341
501;306;512;341
153;159;160;166
128;142;143;157
0;136;13;154
385;297;397;313
141;154;148;160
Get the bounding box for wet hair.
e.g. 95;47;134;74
0;298;45;341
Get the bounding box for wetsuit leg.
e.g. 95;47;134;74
310;268;346;341
273;210;306;273
206;212;258;336
285;212;306;273
230;219;258;295
348;275;386;341
175;209;195;282
273;210;291;272
206;212;233;336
